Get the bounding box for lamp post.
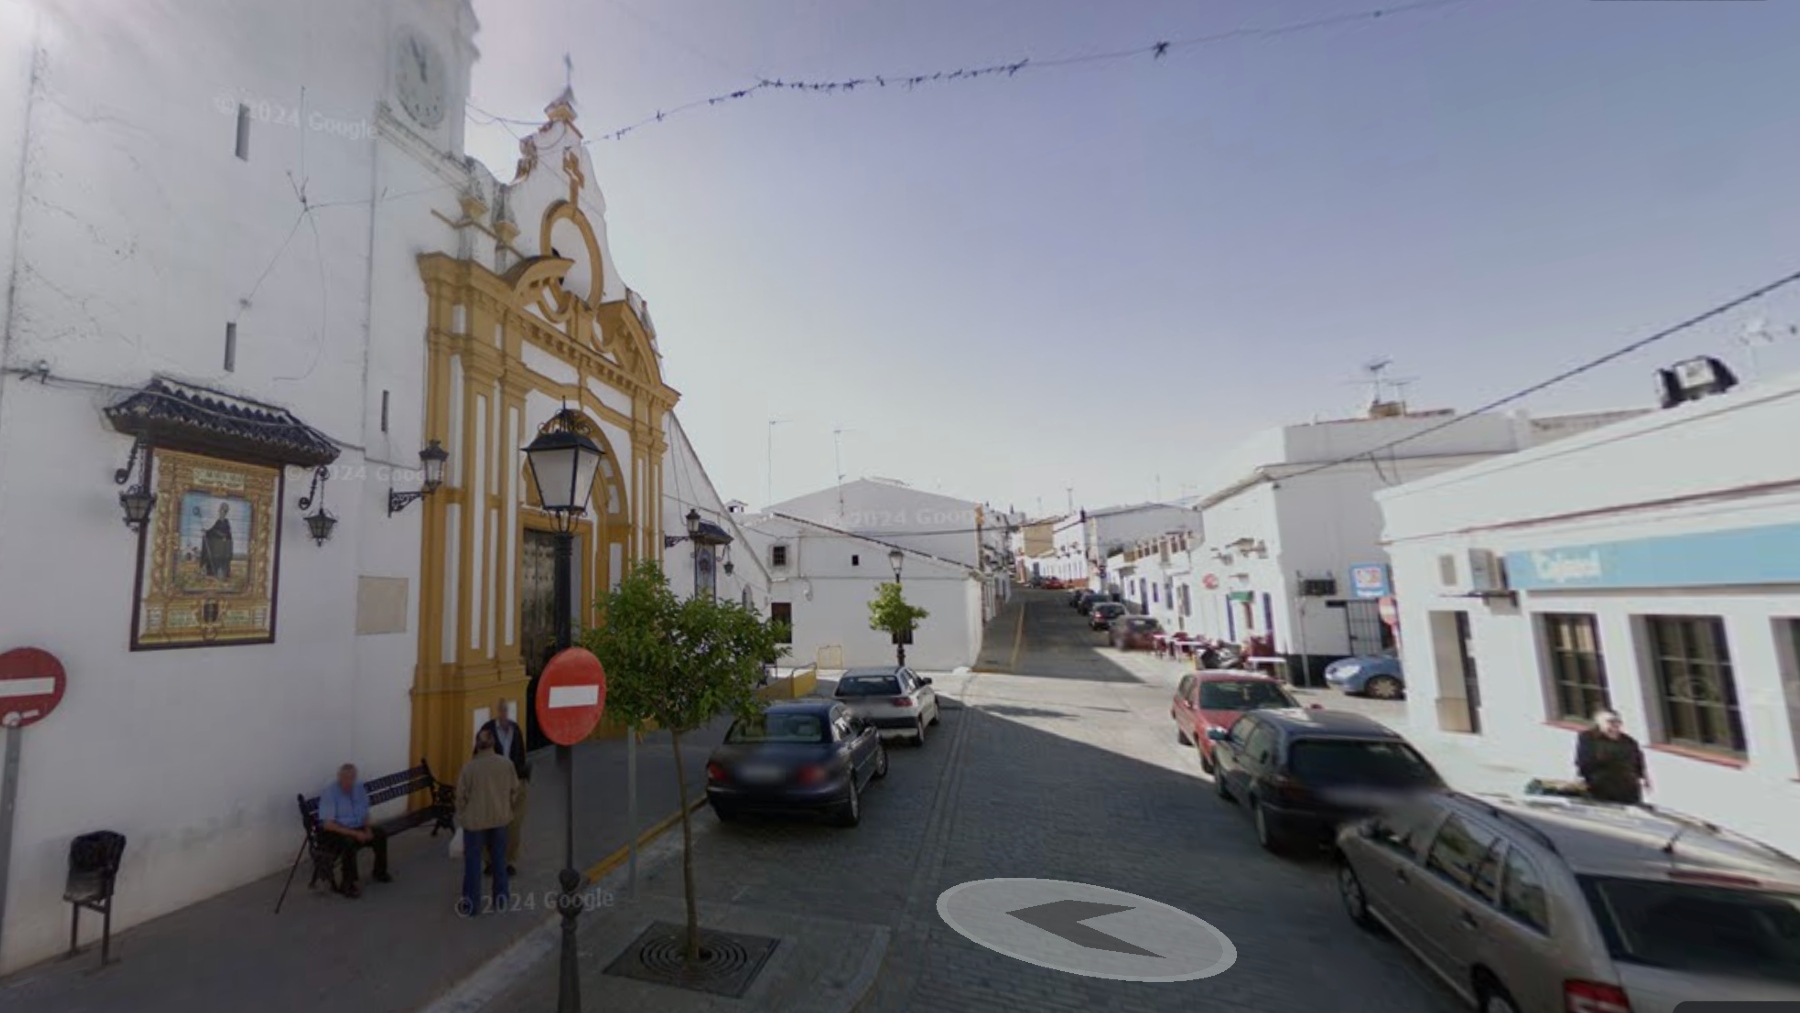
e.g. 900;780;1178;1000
888;548;906;667
521;406;603;1013
686;507;702;599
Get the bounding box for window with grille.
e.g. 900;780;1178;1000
1644;615;1745;756
771;544;788;568
1542;613;1610;723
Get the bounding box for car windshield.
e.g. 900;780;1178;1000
1286;739;1438;786
836;675;902;697
1579;876;1800;983
725;712;827;744
1199;681;1295;711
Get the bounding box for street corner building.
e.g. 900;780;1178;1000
1377;370;1800;855
0;0;682;973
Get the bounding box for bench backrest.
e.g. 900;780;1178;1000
298;759;438;832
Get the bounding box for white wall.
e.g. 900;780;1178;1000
770;480;984;569
752;518;980;670
0;0;484;972
1380;377;1800;856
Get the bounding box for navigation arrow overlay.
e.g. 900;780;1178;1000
1006;900;1164;958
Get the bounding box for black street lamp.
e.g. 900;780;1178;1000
686;508;702;598
298;466;337;546
388;440;449;515
521;405;603;1013
888;548;906;666
115;437;156;532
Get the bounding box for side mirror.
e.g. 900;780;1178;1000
1206;727;1229;742
1308;704;1323;711
920;677;933;685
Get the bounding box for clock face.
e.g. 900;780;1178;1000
394;29;446;129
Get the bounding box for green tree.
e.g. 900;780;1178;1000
867;582;929;666
583;561;781;961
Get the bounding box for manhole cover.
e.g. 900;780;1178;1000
602;921;780;997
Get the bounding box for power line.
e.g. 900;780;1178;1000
536;0;1480;143
1280;264;1800;483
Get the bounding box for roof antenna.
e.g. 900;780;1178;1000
1662;823;1689;856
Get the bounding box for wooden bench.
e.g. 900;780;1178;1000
274;759;455;912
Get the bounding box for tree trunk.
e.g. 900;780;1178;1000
669;727;700;963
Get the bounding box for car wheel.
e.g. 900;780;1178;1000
1198;742;1214;774
1365;676;1403;700
1214;767;1234;803
929;703;941;727
836;779;862;827
873;743;889;780
1337;857;1378;931
1177;725;1192;746
711;803;738;823
1476;977;1520;1013
1252;797;1286;854
913;718;927;747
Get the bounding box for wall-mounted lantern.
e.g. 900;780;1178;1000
298;466;337;545
387;440;449;515
114;437;156;532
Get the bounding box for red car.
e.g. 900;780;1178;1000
1170;672;1311;774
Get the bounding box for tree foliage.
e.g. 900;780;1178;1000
582;560;783;961
868;581;929;639
584;560;777;734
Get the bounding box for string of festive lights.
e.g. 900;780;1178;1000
578;0;1479;143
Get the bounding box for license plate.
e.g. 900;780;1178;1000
738;764;784;784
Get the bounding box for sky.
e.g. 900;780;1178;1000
462;0;1800;517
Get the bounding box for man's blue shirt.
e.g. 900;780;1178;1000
319;781;370;829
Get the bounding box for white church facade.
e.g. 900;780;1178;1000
0;0;686;972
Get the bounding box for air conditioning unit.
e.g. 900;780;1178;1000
1298;577;1337;598
1466;549;1508;593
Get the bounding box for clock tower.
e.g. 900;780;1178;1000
382;0;478;158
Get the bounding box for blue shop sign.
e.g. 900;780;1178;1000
1348;563;1391;599
1505;522;1800;591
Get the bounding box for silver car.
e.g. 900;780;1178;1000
1334;791;1800;1012
831;666;941;746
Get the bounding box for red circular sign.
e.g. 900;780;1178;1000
1202;574;1220;590
0;647;66;728
535;647;607;746
1378;596;1400;627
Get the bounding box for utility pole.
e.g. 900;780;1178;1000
765;418;789;509
1065;486;1074;515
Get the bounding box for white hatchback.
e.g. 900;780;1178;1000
832;667;941;747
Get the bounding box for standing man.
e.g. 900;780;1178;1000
456;728;520;916
1576;709;1651;805
318;763;392;899
478;698;530;875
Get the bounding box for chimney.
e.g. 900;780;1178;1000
1368;400;1407;419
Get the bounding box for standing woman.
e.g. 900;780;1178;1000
456;727;520;915
1575;709;1651;805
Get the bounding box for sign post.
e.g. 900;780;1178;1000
535;646;606;1013
0;647;68;959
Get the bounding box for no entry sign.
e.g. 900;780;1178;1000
0;647;66;728
535;647;607;746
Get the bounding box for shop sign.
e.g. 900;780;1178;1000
1504;522;1800;591
1348;564;1390;599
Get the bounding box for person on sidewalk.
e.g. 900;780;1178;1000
477;699;531;877
318;763;391;899
456;727;520;916
1575;709;1651;805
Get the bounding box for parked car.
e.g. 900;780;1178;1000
1111;615;1163;650
1334;791;1800;1012
832;666;941;746
1210;708;1442;854
1171;672;1309;772
705;701;887;826
1325;652;1405;700
1089;601;1127;630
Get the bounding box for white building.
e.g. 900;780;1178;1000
1378;372;1800;854
0;1;681;972
742;513;984;671
660;414;772;610
1179;407;1643;683
1036;503;1202;589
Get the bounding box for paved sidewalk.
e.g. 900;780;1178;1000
0;716;731;1013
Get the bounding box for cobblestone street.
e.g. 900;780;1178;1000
593;589;1469;1012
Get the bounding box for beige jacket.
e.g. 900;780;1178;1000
456;751;521;832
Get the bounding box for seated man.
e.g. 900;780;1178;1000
318;763;391;898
